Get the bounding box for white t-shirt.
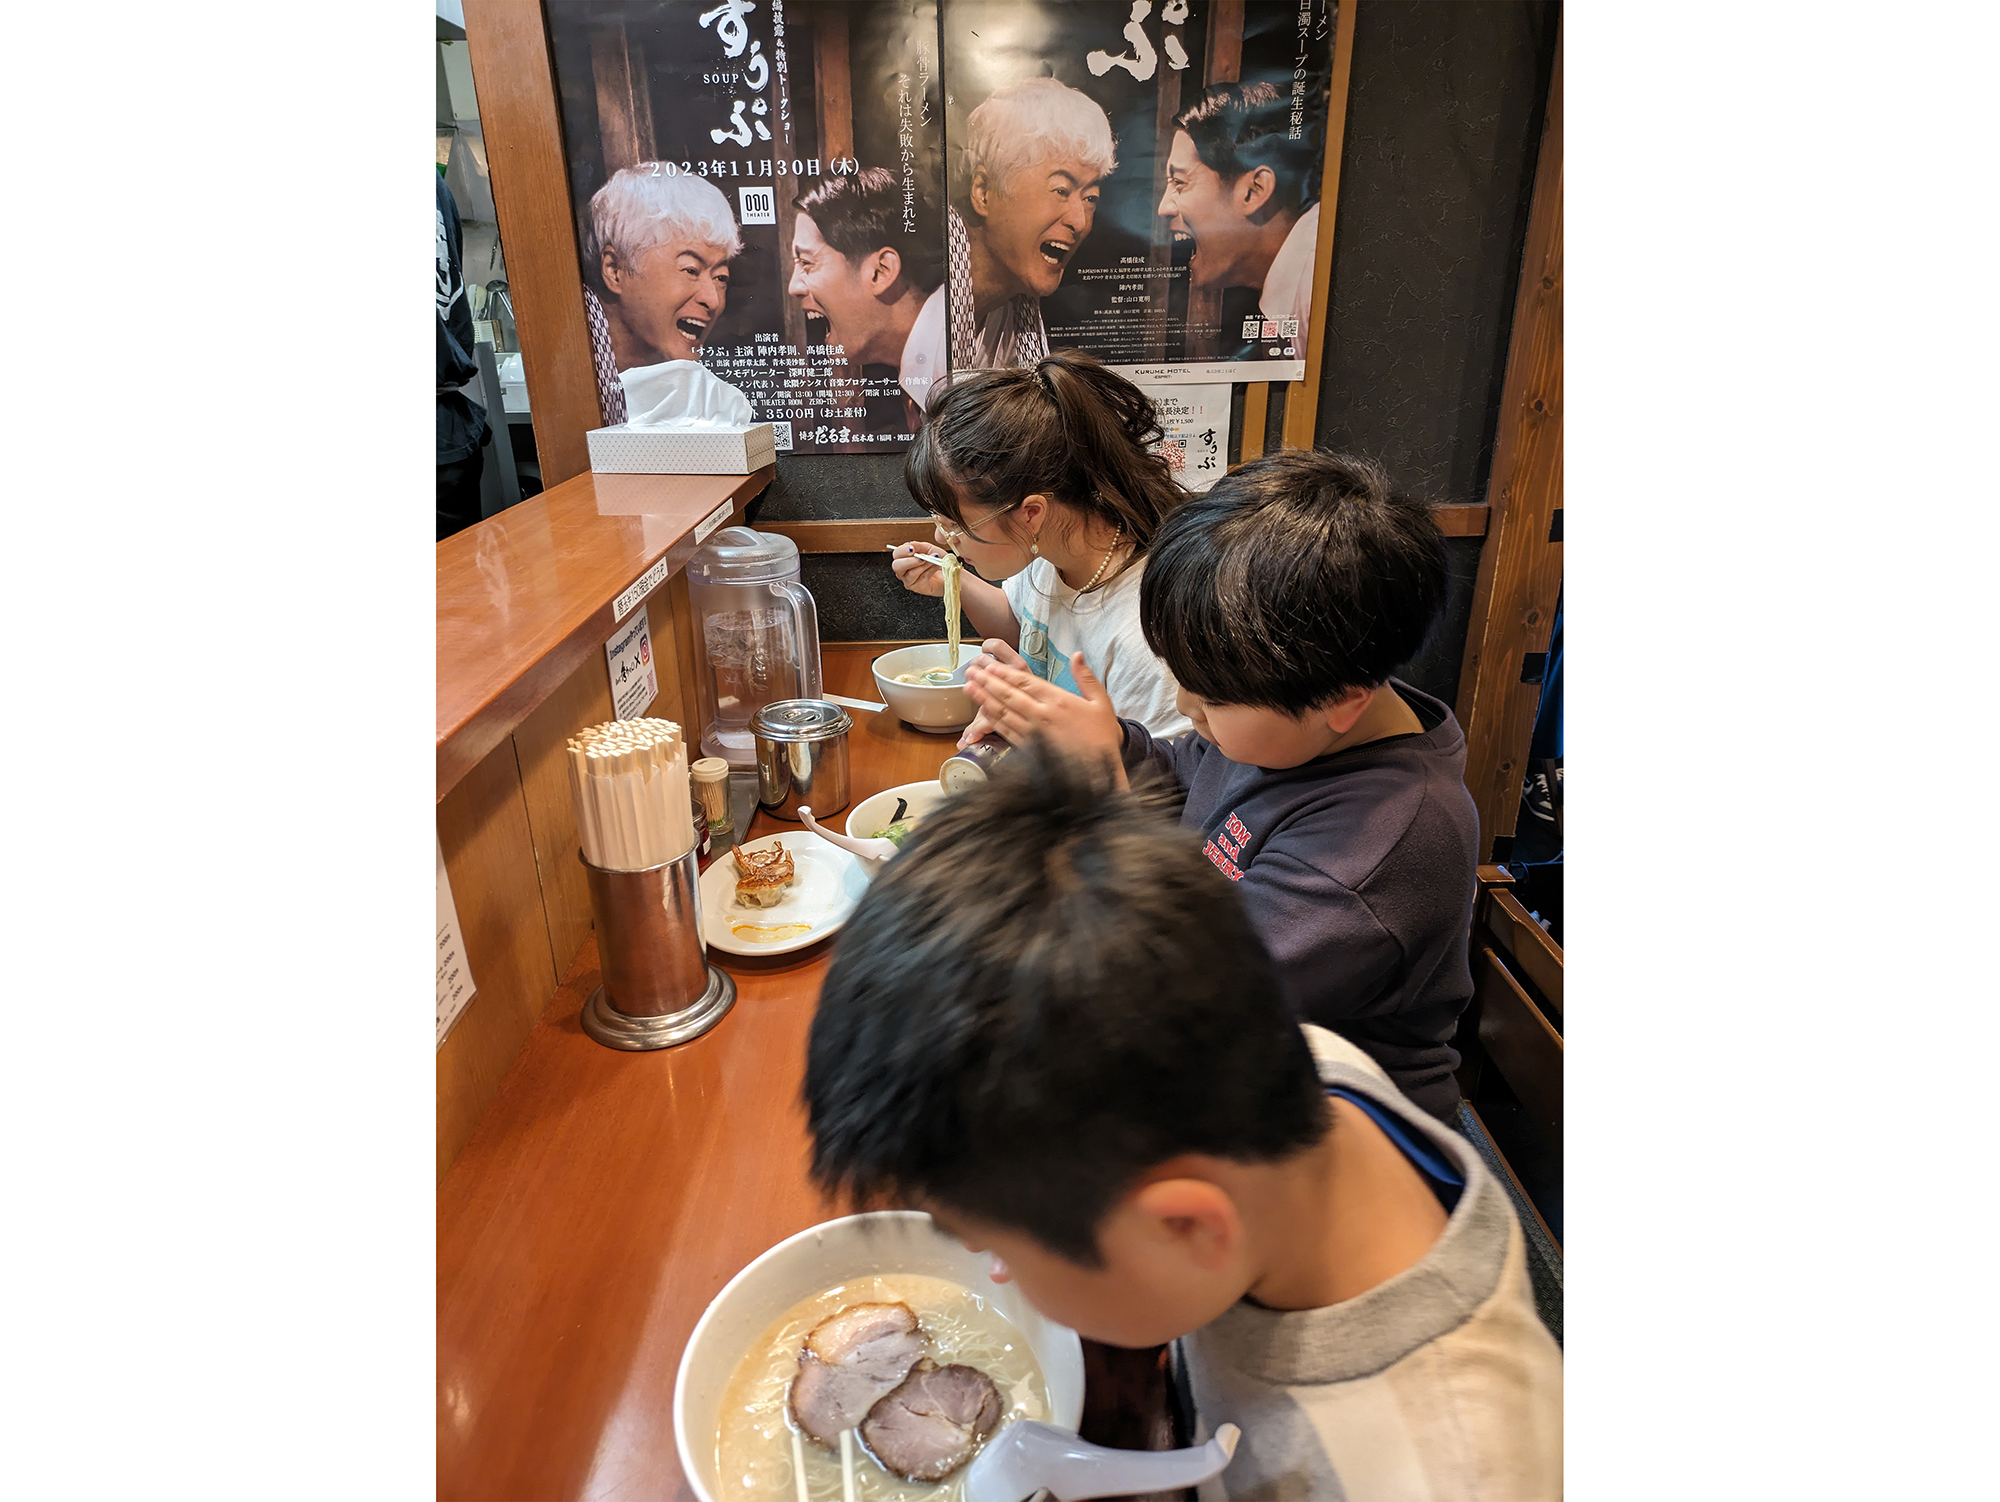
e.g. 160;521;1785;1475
1000;556;1192;738
1259;202;1321;344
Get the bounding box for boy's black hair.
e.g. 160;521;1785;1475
1140;449;1448;714
804;741;1331;1264
1175;81;1321;218
795;168;945;293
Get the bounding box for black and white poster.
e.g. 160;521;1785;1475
937;0;1335;385
548;1;948;453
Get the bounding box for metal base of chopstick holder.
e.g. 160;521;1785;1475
578;846;736;1052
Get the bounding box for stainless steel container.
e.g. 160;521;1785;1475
752;698;852;821
578;847;736;1051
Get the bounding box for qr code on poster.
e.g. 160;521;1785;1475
1159;439;1188;475
771;422;794;451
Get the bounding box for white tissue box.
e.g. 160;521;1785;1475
586;422;777;476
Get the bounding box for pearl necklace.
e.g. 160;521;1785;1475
1079;521;1127;593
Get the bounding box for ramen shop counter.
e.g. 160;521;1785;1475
441;648;954;1499
436;466;774;798
437;647;1179;1500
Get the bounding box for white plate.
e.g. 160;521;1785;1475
700;832;869;956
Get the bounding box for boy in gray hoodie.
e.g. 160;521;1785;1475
804;748;1561;1500
965;450;1480;1119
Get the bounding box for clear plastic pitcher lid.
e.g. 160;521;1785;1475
686;526;800;584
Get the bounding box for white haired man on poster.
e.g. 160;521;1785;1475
1157;81;1323;349
582;165;745;421
907;77;1118;380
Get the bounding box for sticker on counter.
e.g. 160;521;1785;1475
612;553;674;623
693;496;734;546
605;607;659;721
437;837;477;1051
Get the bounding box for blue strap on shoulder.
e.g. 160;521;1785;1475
1327;1085;1466;1212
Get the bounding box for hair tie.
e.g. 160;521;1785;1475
1034;362;1058;400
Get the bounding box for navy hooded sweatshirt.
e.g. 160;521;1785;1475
1119;680;1479;1120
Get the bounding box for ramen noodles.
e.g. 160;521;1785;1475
714;1273;1046;1500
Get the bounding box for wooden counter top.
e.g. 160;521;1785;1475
438;647;966;1500
437;467;774;798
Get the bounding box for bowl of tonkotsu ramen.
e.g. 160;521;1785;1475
872;644;978;734
675;1211;1085;1502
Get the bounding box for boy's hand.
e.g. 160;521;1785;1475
963;651;1127;785
890;541;950;598
956;639;1026;747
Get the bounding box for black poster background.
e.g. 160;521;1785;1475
548;0;946;454
939;0;1334;383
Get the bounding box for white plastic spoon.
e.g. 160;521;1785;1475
963;1420;1242;1502
797;806;901;866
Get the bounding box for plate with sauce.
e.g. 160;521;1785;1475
699;831;870;957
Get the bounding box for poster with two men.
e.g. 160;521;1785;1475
547;0;1337;453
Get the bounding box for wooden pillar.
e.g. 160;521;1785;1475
1454;25;1563;860
464;0;605;484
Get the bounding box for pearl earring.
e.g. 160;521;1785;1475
1030;541;1039;556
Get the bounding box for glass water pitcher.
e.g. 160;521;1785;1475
685;527;824;770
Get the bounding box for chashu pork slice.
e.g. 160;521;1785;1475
860;1360;1005;1482
788;1302;928;1447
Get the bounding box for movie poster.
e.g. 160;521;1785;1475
938;0;1335;385
547;1;947;453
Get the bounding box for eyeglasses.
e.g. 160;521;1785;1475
930;500;1018;547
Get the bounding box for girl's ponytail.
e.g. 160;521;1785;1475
1035;352;1182;553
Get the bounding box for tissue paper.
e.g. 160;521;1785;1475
620;360;754;429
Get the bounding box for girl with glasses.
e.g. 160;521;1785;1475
890;350;1193;743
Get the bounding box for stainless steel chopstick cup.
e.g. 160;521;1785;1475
578;843;735;1051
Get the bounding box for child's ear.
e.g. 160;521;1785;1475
1319;683;1375;735
1130;1177;1241;1272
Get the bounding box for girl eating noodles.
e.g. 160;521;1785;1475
889;350;1192;740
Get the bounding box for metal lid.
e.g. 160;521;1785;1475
686;526;801;585
750;698;853;743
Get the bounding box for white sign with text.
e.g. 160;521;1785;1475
605;608;659;720
1145;384;1230;492
437;837;477;1050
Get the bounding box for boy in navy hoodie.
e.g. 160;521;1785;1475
963;449;1478;1119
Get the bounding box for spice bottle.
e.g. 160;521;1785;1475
692;756;734;846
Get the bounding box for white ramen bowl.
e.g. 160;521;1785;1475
845;780;953;843
673;1211;1086;1502
872;643;979;733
